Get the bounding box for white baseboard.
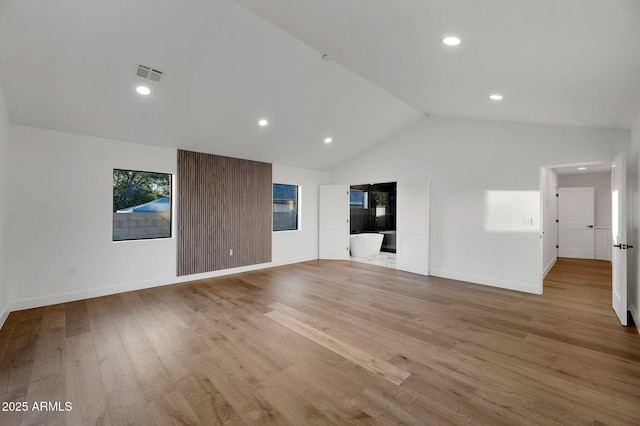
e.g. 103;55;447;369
0;303;9;330
594;255;611;261
543;257;557;278
1;256;317;328
430;269;542;295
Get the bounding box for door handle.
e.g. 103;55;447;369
586;225;594;228
613;244;622;249
628;245;634;249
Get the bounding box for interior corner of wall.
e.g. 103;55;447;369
0;302;10;330
543;257;557;279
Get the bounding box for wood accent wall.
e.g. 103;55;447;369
177;150;272;276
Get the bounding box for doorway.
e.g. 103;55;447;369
542;162;612;271
349;182;397;268
319;177;430;276
540;159;628;326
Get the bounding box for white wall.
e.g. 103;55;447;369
2;117;634;319
7;126;178;310
629;111;640;332
0;82;10;322
3;125;328;318
557;172;611;227
331;117;629;294
272;165;330;264
541;167;558;276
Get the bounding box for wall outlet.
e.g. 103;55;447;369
229;249;233;256
521;218;533;226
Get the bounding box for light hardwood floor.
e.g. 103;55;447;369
1;258;639;425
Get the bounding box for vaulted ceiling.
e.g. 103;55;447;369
1;0;639;170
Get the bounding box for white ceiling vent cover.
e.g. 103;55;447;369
135;64;164;84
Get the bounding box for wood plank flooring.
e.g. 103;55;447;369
1;257;639;425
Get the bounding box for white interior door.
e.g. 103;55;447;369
558;187;595;259
611;152;627;326
319;185;350;260
396;177;429;275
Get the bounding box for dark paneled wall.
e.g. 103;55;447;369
350;182;396;234
350;182;397;252
177;150;272;276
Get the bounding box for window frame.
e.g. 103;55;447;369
272;183;301;232
350;189;368;209
112;168;173;242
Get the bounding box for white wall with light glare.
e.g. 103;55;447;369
331;116;629;294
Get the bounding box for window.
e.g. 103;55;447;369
113;169;172;241
273;183;299;231
350;189;368;209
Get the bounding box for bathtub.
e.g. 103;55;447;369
349;233;384;258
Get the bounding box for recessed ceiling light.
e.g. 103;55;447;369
489;94;503;101
578;167;587;170
324;137;333;144
258;119;268;127
442;36;461;46
136;85;151;95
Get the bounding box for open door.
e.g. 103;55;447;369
319;185;350;260
396;177;429;275
611;152;628;326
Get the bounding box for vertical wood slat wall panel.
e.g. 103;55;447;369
177;150;272;276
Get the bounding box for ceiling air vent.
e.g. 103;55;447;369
135;64;164;84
